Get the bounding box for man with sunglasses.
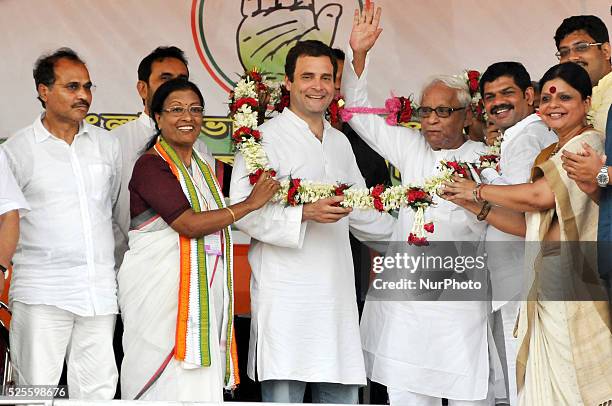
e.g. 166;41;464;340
0;48;120;398
343;4;493;405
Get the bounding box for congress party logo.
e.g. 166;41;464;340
191;0;363;92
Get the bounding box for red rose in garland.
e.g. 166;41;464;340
371;184;386;212
406;188;430;205
445;161;469;178
249;69;262;82
467;70;480;94
287;178;302;206
230;97;258;114
408;233;429;246
334;183;350;196
397;96;413;124
248;168;277;185
232;127;261;143
274;85;290;113
327;97;343;127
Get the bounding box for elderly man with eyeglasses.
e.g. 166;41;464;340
1;48;121;399
343;4;496;406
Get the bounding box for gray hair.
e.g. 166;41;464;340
420;75;471;108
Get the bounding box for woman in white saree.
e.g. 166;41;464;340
118;79;279;401
444;63;611;406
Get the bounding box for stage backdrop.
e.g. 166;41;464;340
1;0;610;162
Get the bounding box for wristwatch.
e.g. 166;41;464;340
596;165;609;187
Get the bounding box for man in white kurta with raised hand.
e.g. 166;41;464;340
345;4;492;405
230;40;395;404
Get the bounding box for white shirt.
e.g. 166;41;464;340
590;70;612;134
230;108;395;384
480;114;557;308
112;112;211;268
2;115;121;316
0;149;29;215
343;47;490;400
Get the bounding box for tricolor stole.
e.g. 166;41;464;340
154;137;239;388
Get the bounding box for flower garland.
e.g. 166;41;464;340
229;68;280;184
339;94;418;126
461;69;487;123
479;132;502;170
230;69;469;245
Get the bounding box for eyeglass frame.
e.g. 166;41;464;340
162;105;205;117
416;106;466;118
53;81;97;93
555;42;603;60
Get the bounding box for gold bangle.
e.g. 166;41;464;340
225;207;236;223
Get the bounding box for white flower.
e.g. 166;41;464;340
234;78;257;99
238;138;268;173
380;185;407;211
343;188;373;209
233;105;258;130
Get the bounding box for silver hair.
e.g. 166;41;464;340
420;75;472;108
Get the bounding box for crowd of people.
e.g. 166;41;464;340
0;3;611;405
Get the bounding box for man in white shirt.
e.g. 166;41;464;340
0;149;29;296
112;46;209;267
230;40;394;404
344;5;492;405
478;62;557;405
1;48;120;399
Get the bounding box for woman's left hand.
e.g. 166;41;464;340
442;175;478;202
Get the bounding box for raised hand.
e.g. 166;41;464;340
238;0;342;80
349;2;382;55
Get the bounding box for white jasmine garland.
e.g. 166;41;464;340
229;67;482;245
238;138;269;173
234;78;258;99
342;188;374;209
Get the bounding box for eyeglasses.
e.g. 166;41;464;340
416;106;466;118
162;105;205;116
555;42;603;59
55;82;96;93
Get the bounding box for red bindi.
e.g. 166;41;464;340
549;86;556;94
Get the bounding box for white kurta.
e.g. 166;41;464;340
0;148;29;215
229;108;395;385
342;49;491;400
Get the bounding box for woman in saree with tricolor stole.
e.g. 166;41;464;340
444;63;611;405
117;78;279;401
